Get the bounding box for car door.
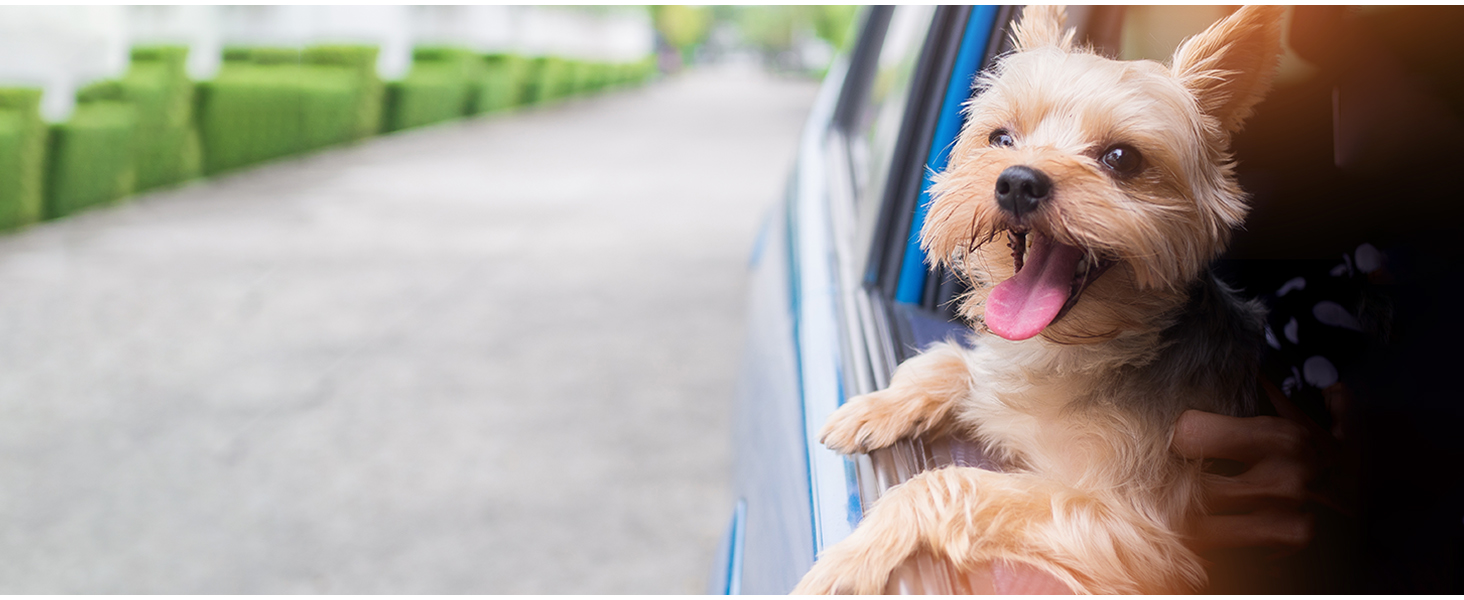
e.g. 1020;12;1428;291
715;6;1020;594
723;5;1464;595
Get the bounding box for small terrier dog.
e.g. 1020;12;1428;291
794;5;1285;594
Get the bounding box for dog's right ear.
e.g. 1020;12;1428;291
1011;5;1074;51
1171;5;1286;134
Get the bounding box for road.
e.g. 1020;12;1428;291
0;63;820;593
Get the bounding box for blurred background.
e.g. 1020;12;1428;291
0;5;855;593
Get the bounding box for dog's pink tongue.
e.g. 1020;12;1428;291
985;235;1083;340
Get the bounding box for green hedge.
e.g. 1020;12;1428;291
302;45;384;140
382;47;478;132
570;61;595;96
386;51;650;125
0;88;46;230
472;53;527;115
586;62;612;94
234;47;301;65
46;97;136;219
548;58;576;101
516;58;543;106
15;45;655;226
521;57;573;105
122;45;201;192
639;56;659;84
606;58;656;89
298;67;361;151
198;48;366;174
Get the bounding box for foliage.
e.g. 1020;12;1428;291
736;6;799;53
7;41;655;224
734;5;861;53
197;53;361;174
121;45;201;191
383;47;477;132
303;45;385;139
652;5;713;51
812;5;860;52
0;88;45;229
46;100;136;218
476;54;529;114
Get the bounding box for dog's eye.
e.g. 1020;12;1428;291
1100;145;1143;175
988;129;1015;148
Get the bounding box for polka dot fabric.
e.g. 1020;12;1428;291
1252;243;1395;427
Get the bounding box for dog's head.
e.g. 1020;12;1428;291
924;5;1285;343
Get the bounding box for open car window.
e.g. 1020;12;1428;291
844;5;1464;593
850;6;937;210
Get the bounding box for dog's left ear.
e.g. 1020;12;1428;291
1012;5;1074;52
1171;5;1286;134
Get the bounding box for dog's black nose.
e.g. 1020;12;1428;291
995;165;1052;218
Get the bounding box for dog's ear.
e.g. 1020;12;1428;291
1171;5;1286;134
1012;5;1074;51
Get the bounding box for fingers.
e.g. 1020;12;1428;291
1260;377;1309;424
1200;457;1315;513
1322;382;1356;442
1173;408;1317;515
1171;410;1310;465
1173;381;1349;554
1190;507;1316;554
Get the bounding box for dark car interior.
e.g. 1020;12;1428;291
850;6;1462;594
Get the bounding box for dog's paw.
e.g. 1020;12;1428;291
820;389;922;454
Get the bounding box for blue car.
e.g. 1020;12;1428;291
714;5;1464;594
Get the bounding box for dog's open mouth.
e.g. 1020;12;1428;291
984;230;1114;340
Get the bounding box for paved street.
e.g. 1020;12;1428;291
0;64;819;593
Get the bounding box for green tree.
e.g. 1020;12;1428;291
651;5;712;52
812;6;860;52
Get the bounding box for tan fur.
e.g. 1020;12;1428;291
1010;5;1074;52
794;5;1285;594
795;467;1204;595
821;344;974;452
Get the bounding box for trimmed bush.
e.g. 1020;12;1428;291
122;45;201;192
522;57;572;105
587;62;611;93
547;57;575;101
198;48;367;174
638;55;659;83
570;61;595;96
472;53;527;115
46;96;137;219
609;58;655;89
241;47;302;65
0;88;46;230
303;45;384;140
298;66;361;150
198;64;295;173
221;47;254;63
517;57;545;105
382;47;477;132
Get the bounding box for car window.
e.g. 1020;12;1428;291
849;5;936;209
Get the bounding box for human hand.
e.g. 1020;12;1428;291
1171;380;1357;555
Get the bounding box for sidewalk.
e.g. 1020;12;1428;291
0;63;820;593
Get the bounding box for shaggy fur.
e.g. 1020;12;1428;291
793;5;1285;594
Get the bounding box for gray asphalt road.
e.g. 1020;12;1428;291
0;64;819;593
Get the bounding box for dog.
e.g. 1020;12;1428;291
792;5;1286;594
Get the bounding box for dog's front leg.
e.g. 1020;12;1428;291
792;466;1079;594
821;341;973;454
792;466;1205;595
